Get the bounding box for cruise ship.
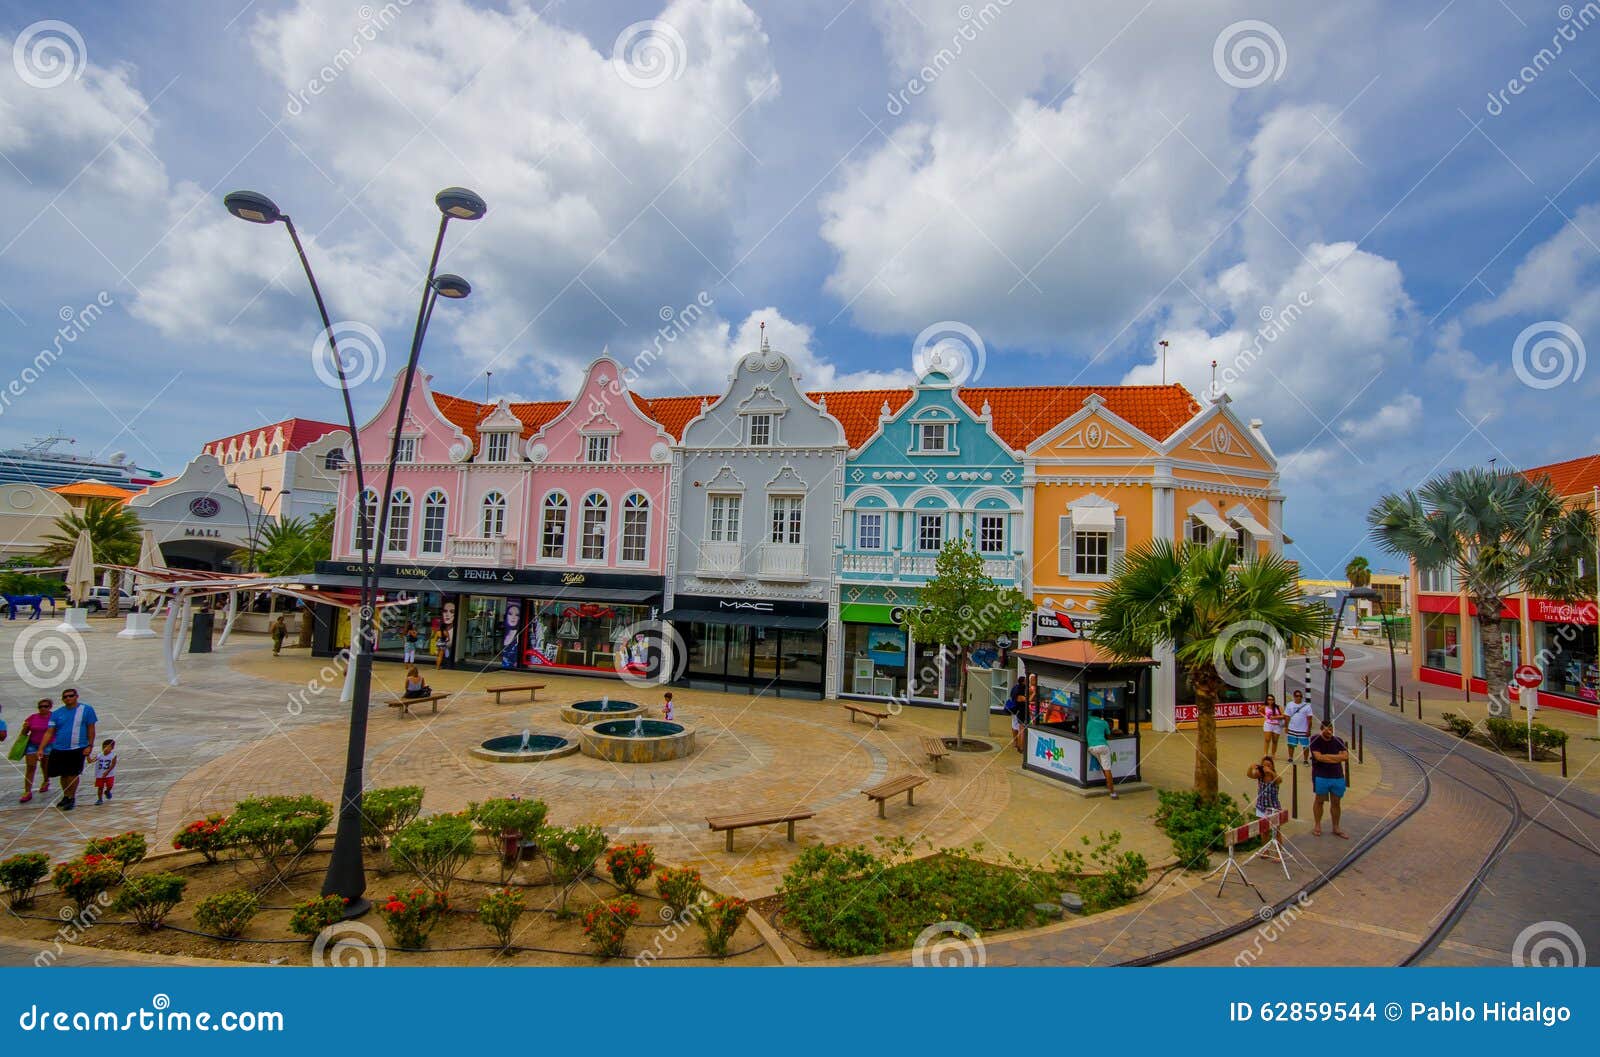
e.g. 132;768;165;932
0;434;162;489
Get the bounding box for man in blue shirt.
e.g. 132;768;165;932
37;688;97;811
1086;708;1118;799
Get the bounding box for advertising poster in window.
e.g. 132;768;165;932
866;626;907;668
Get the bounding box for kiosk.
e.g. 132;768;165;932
1015;640;1153;790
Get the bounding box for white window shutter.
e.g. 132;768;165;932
1112;517;1127;572
1058;516;1073;576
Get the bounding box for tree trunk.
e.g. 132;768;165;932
1478;603;1509;717
953;645;969;747
1192;668;1221;799
107;568;122;619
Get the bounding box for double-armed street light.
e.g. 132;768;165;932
223;185;486;914
1319;585;1396;725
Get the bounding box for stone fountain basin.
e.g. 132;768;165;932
580;719;696;763
470;732;579;763
560;699;645;725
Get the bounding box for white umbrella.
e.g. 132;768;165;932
65;529;95;606
136;529;166;607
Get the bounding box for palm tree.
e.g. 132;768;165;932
1091;539;1331;798
1344;555;1372;588
1368;467;1595;716
233;513;334;576
40;499;142;618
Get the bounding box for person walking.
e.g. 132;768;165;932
1284;690;1315;765
1261;693;1285;758
1309;720;1350;838
1005;685;1028;752
92;739;117;804
270;615;288;657
403;621;419;665
434;624;452;669
36;688;97;811
1085;707;1118;799
16;699;53;802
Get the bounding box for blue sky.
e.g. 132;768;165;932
1;0;1597;577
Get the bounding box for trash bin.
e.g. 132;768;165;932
188;610;215;653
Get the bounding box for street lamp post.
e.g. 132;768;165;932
222;187;484;914
228;484;289;573
1320;585;1384;724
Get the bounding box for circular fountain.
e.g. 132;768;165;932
560;696;644;725
580;716;696;763
472;728;579;763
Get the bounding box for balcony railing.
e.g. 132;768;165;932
840;550;1020;583
696;540;743;577
447;536;518;566
758;542;808;580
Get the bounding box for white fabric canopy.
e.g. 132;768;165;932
1231;510;1271;538
1190;505;1235;538
135;529;166;607
1069;504;1116;532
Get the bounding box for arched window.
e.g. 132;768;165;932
580;492;609;562
620;493;649;563
540;492;569;560
421;489;448;555
386;490;412;553
353;488;378;553
323;448;346;470
481;491;507;538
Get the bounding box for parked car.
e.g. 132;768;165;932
77;586;135;612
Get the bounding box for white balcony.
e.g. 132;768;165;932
696;540;744;577
839;550;1021;583
447;536;519;567
758;542;808;581
841;551;894;575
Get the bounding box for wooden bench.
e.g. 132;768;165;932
863;774;928;818
385;693;450;718
920;736;950;771
844;702;889;729
706;806;816;852
487;683;545;704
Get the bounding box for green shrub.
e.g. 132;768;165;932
389;813;476;891
51;855;123;912
222;795;333;865
541;824;608;912
1484;715;1527;750
1068;831;1148;913
194;890;260;938
1441;712;1475;739
581;899;639;958
112;873;187;930
84;832;148;868
360;786;424;852
477;888;525;950
172;815;230;863
0;852;51;909
604;842;656;895
1532;723;1569;752
377;888;449;950
468;796;548;841
1153;790;1250;870
288;894;347;938
656;866;704;918
700;896;748;958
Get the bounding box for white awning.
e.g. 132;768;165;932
1070;504;1116;532
1191;505;1236;538
1231;511;1271;538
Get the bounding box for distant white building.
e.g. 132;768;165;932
200;418;350;521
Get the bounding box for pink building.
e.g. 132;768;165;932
325;357;675;674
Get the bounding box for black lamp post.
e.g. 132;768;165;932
1319;585;1384;724
223;186;484;914
228;484;289;573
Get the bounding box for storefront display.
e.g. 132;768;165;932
1533;613;1599;704
1015;640;1149;789
666;595;828;698
1422;611;1462;674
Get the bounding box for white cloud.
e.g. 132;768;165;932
1340;392;1421;442
1468;201;1600;336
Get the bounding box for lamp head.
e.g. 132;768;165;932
432;273;471;299
434;186;487;221
223;190;284;225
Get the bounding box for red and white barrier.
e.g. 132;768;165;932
1225;809;1289;847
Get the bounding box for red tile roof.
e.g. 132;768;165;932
1524;453;1600;499
426;379;1200;451
204;418;344;456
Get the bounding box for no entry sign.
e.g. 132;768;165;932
1322;646;1346;670
1514;664;1543;688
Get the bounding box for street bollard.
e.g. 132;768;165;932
1358;724;1364;764
1349;712;1357;750
1562;739;1568;779
1291;762;1299;820
1417;690;1423;720
1363;674;1370;700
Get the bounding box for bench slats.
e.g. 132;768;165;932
863;773;928;818
706;807;815;852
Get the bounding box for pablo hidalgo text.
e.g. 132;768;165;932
1411;1001;1571;1026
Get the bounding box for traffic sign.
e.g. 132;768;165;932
1322;646;1346;670
1514;664;1542;688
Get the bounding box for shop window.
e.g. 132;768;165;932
386;490;412;553
747;414;772;447
540;493;568;559
484;433;511;463
1421;611;1462;673
1538;622;1598;702
620;493;649;563
353;488;378;552
584;434;612;464
395;437;417;463
709;494;742;543
481;491;507;538
421;490;447;555
581;493;609;561
1470;617;1520;679
916;513;944;552
977;514;1005;554
856;512;883;551
769;496;803;545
